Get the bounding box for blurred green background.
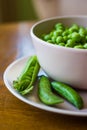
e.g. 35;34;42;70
0;0;38;23
1;0;87;23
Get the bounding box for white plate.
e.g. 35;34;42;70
3;55;87;116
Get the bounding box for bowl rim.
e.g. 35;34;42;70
30;15;87;53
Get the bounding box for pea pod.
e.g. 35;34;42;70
38;76;64;105
51;81;83;109
13;55;40;95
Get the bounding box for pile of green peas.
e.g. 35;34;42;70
41;23;87;49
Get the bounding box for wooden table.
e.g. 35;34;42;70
0;22;87;130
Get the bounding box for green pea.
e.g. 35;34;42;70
56;36;64;44
55;23;64;30
69;24;79;33
65;39;75;47
13;55;40;95
58;43;65;46
43;34;51;41
67;34;72;39
84;43;87;49
53;30;63;36
71;32;81;42
63;36;68;42
62;30;69;36
74;45;84;49
85;27;87;34
51;36;56;43
38;76;64;105
51;81;83;109
47;40;53;43
49;31;54;37
79;27;86;36
85;36;87;41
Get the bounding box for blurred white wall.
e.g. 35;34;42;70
60;0;87;15
32;0;87;19
32;0;59;19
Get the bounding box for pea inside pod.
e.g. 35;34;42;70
13;55;40;95
38;76;64;105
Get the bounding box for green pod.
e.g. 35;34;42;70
38;76;64;105
51;81;83;109
13;55;40;95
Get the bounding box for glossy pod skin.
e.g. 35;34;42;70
51;81;83;109
13;55;40;95
38;76;64;105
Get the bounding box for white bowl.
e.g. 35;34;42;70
30;16;87;89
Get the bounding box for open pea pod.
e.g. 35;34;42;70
13;55;40;95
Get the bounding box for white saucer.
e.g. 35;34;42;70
3;55;87;116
